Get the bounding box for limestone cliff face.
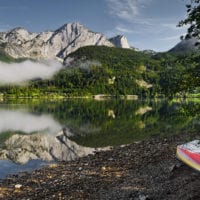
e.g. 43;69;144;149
0;23;114;60
109;35;130;48
47;23;113;59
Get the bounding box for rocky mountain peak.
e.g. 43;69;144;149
46;22;114;59
7;27;35;38
6;27;37;41
9;27;27;33
0;22;131;61
56;22;82;32
109;35;130;48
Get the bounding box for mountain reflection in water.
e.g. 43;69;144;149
1;99;200;179
0;131;109;164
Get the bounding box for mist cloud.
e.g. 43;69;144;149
0;109;62;134
0;60;63;84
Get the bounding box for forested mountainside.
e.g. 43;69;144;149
0;45;199;99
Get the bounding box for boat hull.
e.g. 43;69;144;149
177;140;200;171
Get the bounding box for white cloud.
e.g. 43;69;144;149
132;18;154;26
0;60;63;84
158;35;181;42
0;110;61;134
105;25;141;38
105;0;187;51
115;26;134;33
162;23;179;30
162;23;188;31
106;0;150;21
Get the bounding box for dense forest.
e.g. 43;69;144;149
0;45;199;99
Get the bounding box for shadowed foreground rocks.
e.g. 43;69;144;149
0;133;200;200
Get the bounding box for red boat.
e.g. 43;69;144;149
177;140;200;171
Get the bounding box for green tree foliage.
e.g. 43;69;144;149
176;1;200;93
0;46;198;98
179;0;200;39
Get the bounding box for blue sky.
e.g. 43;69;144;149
0;0;189;52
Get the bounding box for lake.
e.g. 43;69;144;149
0;99;199;179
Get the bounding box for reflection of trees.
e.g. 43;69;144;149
3;100;200;148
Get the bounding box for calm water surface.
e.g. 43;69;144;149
0;99;199;179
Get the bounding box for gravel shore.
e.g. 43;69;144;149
0;133;199;200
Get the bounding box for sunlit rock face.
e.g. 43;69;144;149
0;132;109;164
47;23;113;59
0;23;114;60
109;35;130;48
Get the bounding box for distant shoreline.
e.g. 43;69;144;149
0;94;139;101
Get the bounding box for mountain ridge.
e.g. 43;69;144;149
168;37;200;54
0;22;131;61
109;35;130;48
